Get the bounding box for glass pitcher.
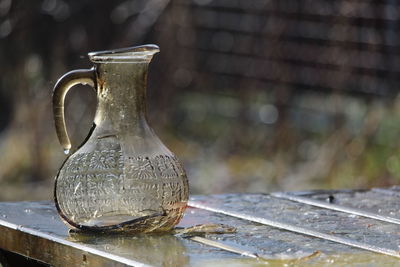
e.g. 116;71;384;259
52;44;189;233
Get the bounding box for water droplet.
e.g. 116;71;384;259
2;214;7;218
64;149;70;155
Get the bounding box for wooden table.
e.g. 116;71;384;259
1;188;400;266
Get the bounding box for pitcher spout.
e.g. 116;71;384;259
88;44;160;63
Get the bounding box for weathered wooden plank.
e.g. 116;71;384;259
189;192;400;258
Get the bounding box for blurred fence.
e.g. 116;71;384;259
169;0;400;97
1;0;400;200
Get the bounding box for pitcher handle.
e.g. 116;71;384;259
52;68;96;154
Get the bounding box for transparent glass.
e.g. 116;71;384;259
52;44;189;233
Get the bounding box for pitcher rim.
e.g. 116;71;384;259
88;44;160;63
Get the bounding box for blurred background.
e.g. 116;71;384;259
1;0;400;201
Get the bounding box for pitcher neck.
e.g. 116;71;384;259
93;62;150;129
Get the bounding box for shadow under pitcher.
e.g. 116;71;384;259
52;44;189;233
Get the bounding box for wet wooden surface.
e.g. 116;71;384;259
1;189;400;266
